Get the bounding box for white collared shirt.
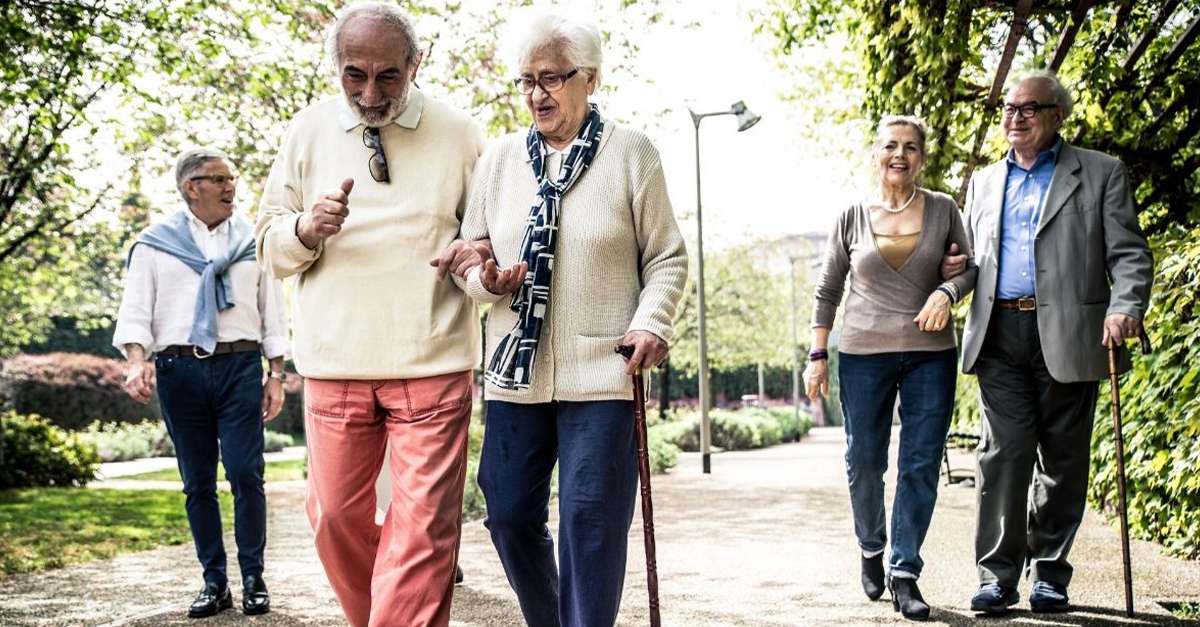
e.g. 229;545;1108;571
112;210;289;359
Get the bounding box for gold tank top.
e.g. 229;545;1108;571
874;231;921;270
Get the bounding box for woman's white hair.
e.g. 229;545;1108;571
326;2;420;70
1010;69;1074;118
506;12;604;88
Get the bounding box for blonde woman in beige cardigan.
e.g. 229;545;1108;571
457;13;687;627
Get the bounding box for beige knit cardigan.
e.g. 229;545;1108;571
459;122;688;403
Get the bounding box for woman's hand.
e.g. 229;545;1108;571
914;290;952;332
803;359;828;402
617;330;668;375
480;259;528;295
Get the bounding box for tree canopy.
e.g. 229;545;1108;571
759;0;1200;231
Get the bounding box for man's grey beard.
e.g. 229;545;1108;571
346;84;410;128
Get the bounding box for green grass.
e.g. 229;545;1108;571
0;488;233;575
123;458;306;483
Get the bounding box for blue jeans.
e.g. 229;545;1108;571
479;400;638;627
838;348;956;579
156;350;266;588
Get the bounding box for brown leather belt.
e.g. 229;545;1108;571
996;297;1037;311
159;340;261;359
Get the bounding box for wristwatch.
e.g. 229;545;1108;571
267;370;286;382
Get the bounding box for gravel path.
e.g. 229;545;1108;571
2;427;1198;626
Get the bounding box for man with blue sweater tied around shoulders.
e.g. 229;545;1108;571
113;148;289;619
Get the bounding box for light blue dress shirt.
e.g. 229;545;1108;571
997;137;1062;299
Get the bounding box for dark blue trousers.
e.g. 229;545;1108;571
155;350;266;588
838;348;956;579
479;400;638;627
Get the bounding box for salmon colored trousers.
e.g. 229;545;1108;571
304;371;472;627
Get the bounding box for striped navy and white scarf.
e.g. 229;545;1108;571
485;105;605;390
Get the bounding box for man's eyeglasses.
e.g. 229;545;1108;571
1001;102;1059;120
363;126;390;183
512;68;580;95
190;175;237;186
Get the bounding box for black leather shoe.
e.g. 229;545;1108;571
889;577;931;621
242;575;270;615
861;554;885;601
1029;580;1069;613
454;565;464;585
188;581;232;618
970;583;1019;615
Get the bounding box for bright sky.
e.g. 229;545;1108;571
598;0;863;248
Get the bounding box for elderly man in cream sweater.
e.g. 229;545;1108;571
254;4;484;627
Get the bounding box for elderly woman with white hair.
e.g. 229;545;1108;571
457;12;687;627
805;116;977;620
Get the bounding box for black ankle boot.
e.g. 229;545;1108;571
861;554;885;601
890;577;930;621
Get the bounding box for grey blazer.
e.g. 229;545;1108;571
961;142;1153;383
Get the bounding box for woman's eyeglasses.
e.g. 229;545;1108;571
512;68;580;95
363;126;390;183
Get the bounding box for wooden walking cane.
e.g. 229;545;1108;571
1107;330;1152;618
616;345;662;627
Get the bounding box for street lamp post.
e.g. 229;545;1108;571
688;100;760;474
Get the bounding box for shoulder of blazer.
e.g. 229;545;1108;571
1060;142;1121;173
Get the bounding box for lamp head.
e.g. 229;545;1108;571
732;100;761;132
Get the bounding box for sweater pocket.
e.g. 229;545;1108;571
571;334;630;398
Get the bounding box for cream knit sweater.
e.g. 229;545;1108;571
255;92;484;380
461;123;688;403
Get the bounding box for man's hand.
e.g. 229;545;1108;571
940;243;967;280
297;178;354;249
480;258;528;295
123;361;156;404
913;290;952;332
1102;313;1143;348
261;378;285;422
430;238;492;280
803;359;828;402
618;330;667;375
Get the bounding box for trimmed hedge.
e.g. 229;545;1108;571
651;406;814;453
2;352;159;429
78;419;296;462
1;412;99;488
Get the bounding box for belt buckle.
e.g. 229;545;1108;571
1017;297;1037;311
193;345;214;360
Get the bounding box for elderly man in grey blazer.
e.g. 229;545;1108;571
947;71;1153;615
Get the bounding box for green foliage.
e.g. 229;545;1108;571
78;420;172;462
671;241;804;374
647;428;679;474
1090;226;1200;558
462;403;487;521
0;412;99;489
950;369;982;434
651;406;813;452
0;487;233;575
759;1;1200;227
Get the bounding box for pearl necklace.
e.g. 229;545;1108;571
880;187;918;214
